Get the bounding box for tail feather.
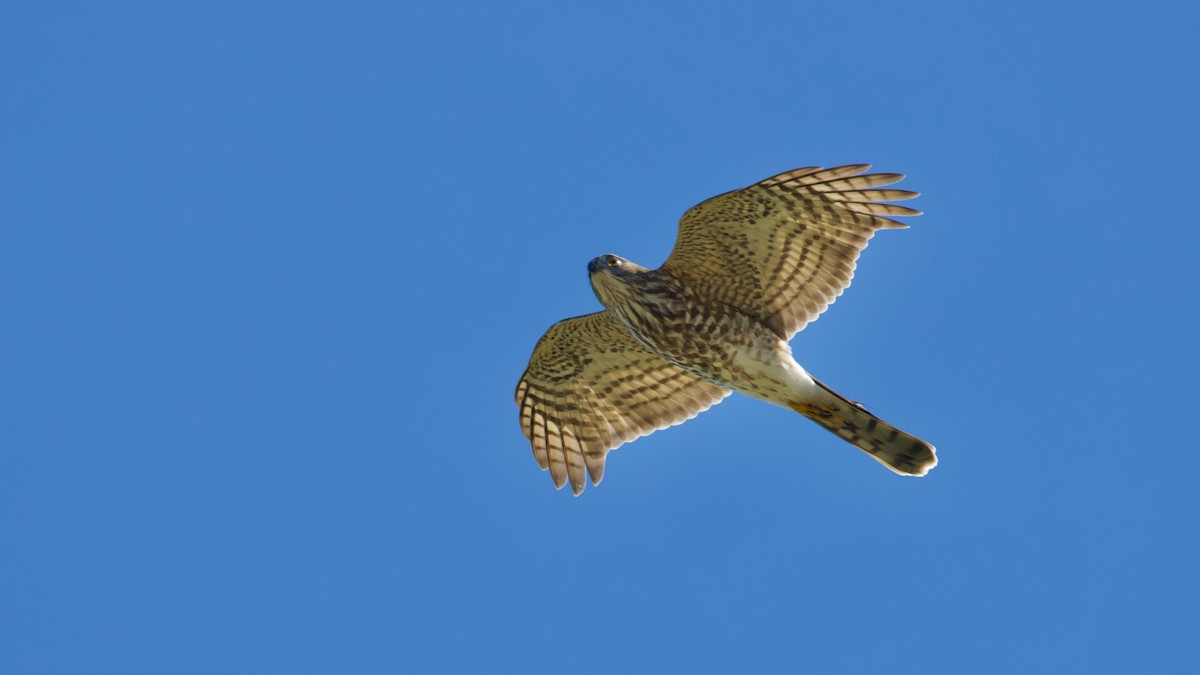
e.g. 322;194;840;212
790;377;937;476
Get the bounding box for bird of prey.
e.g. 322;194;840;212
514;165;937;495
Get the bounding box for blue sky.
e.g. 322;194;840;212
3;1;1199;672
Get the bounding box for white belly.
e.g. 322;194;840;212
728;342;819;408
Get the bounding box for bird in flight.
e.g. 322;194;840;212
514;165;937;495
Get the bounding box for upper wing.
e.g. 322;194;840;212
514;311;731;495
659;165;921;340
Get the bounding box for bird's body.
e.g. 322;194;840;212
591;262;817;407
516;165;937;494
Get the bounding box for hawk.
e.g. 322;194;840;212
514;165;937;495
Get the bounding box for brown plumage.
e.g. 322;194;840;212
515;165;937;494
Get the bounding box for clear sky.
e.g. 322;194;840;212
3;1;1199;673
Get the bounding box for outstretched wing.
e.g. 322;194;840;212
659;165;920;340
515;311;731;495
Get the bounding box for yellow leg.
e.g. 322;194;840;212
788;401;837;420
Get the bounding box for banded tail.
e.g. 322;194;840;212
790;377;937;476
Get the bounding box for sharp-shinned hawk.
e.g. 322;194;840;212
514;165;937;495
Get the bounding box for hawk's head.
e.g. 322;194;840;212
587;254;632;275
588;254;654;310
